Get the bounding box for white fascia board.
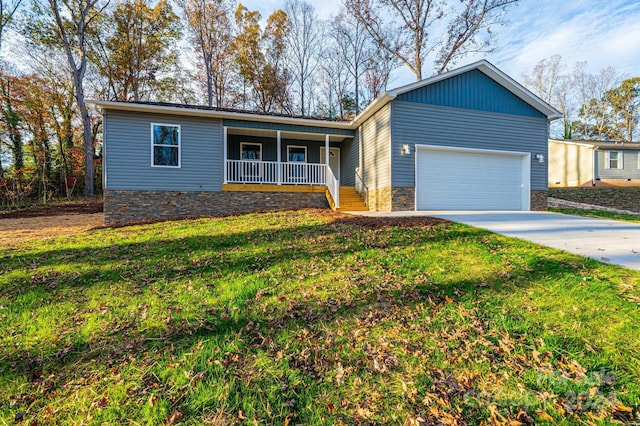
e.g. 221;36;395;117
88;100;354;130
549;139;596;149
350;93;395;129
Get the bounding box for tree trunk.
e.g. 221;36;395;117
300;74;305;116
207;69;213;107
354;59;360;114
76;83;94;196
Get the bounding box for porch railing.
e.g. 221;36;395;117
326;166;339;208
225;159;327;185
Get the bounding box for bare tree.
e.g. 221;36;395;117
554;73;576;139
346;0;520;80
0;0;22;53
317;35;350;119
178;0;233;107
522;55;564;104
34;0;109;196
331;11;375;114
284;0;320;115
576;66;620;140
522;55;572;138
362;46;396;102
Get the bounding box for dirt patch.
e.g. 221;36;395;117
0;199;103;219
0;213;104;247
313;209;450;229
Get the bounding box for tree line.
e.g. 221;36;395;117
0;0;521;205
522;55;640;143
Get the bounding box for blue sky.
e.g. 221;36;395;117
243;0;640;86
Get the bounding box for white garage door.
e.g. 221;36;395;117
416;145;529;210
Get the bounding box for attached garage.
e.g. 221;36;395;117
415;145;531;210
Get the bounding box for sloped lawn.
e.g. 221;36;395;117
549;187;640;213
1;210;639;424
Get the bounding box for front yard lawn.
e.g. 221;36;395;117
1;210;639;424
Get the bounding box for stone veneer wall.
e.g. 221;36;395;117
366;188;392;212
530;190;547;211
365;187;547;212
104;189;328;225
364;187;415;212
391;187;415;211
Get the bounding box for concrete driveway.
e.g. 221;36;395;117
351;211;640;271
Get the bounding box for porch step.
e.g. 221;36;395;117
336;186;368;212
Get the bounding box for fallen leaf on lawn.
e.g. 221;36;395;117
614;403;633;413
166;410;182;425
189;371;206;388
357;407;374;419
535;410;554;421
283;399;296;408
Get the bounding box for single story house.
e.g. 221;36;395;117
549;139;640;187
91;60;562;225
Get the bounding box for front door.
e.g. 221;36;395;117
320;147;340;181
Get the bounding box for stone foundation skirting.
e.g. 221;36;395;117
366;187;392;212
530;190;547;211
365;187;547;212
104;189;329;225
391;187;415;211
365;187;416;212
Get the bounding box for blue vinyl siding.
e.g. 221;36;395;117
104;110;223;191
226;135;342;163
595;150;640;180
396;69;546;118
390;101;549;190
223;119;355;137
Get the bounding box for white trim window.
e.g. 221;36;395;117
605;151;623;169
241;142;262;160
287;145;307;163
151;123;180;167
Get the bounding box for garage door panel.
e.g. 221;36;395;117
416;147;527;210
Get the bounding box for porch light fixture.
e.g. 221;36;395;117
536;154;545;163
401;144;411;155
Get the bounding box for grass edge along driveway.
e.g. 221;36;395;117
1;209;639;425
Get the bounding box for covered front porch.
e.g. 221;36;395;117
222;121;355;208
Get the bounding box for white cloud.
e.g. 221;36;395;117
488;0;640;78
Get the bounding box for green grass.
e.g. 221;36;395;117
1;210;639;424
550;207;640;223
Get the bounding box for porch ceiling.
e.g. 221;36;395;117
227;127;351;142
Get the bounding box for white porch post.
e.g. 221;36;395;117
223;126;228;183
277;130;282;184
324;134;330;182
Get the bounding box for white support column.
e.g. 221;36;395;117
277;130;282;185
223;126;228;183
325;133;330;174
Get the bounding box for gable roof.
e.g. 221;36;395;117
90;60;562;129
353;60;563;127
89;100;354;131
